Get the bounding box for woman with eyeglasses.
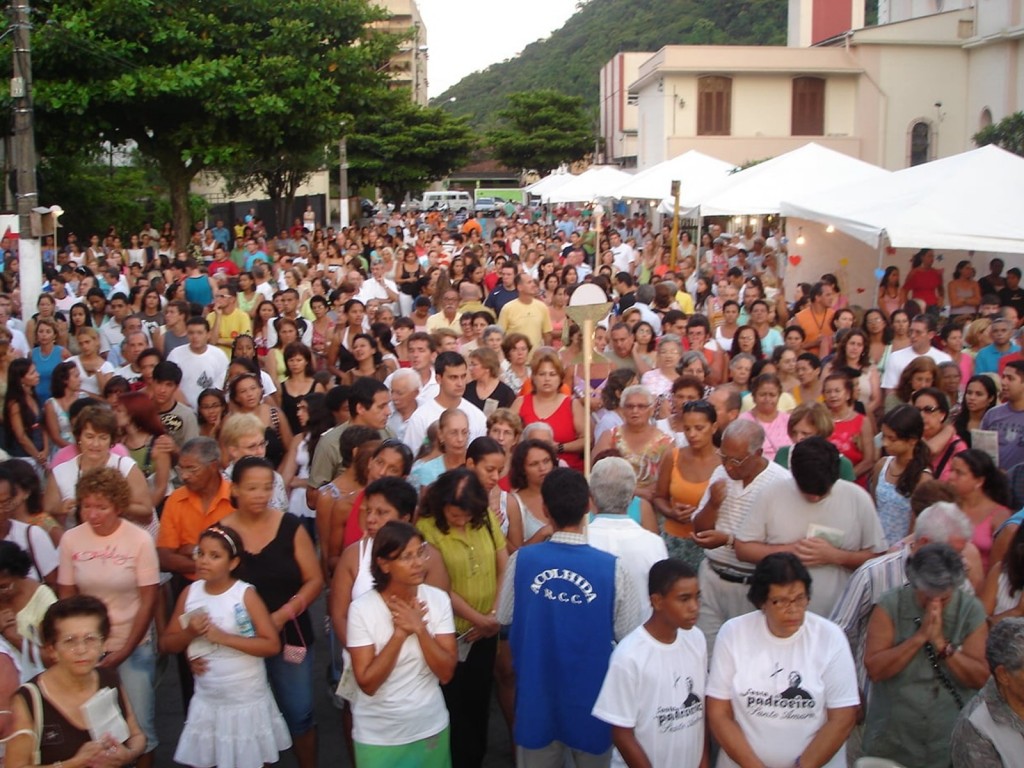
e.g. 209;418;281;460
56;468;160;768
593;385;673;502
219;457;324;768
708;554;859;768
416;469;507;768
6;596;146;768
863;544;988;768
346;521;456;767
913;387;967;481
654;399;720;569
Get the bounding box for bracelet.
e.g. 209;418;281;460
726;534;735;548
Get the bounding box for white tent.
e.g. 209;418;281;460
685;142;890;216
525;172;575;200
615;150;736;201
545;165;633;204
780;144;1024;254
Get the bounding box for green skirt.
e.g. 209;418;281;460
354;726;450;767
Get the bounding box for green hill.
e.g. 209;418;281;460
433;0;788;130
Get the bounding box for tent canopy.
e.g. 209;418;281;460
615;150;736;201
687;142;889;216
525;172;575;200
545;166;633;204
781;144;1024;254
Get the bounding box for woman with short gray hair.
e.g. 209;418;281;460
592;385;672;501
951;617;1024;767
863;543;989;767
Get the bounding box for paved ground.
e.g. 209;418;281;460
154;596;515;767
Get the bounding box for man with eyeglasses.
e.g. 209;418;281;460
691;420;790;654
880;313;951;394
735;436;886;617
206;285;251;355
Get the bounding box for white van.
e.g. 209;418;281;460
421;190;472;211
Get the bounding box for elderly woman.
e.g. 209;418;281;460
56;468;160;768
707;553;859;768
863;543;989;767
6;596;147;768
951;617;1024;767
593;368;638;444
416;469;506;768
593;385;673;501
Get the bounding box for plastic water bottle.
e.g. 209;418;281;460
234;603;256;637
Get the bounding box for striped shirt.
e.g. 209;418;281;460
828;545;910;692
693;461;791;574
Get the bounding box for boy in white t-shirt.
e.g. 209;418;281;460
592;559;708;768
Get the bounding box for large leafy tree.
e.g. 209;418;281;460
974;112;1024;157
20;0;398;243
347;90;477;203
486;90;594;175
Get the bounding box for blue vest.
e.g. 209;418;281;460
510;541;617;754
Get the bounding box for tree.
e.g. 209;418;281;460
974;112;1024;157
19;0;398;244
221;144;332;236
486;90;594;175
347;91;477;203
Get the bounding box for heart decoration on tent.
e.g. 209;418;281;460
886;247;896;255
856;288;865;294
839;258;849;267
874;268;886;279
789;255;802;266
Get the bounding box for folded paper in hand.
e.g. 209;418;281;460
81;687;130;744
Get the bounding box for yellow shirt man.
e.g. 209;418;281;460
498;298;552;350
206;307;252;355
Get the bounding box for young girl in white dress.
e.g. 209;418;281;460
161;525;292;768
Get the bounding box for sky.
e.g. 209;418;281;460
417;0;580;98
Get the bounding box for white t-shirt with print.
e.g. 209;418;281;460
593;625;707;768
167;345;229;408
706;610;859;768
346;584;454;746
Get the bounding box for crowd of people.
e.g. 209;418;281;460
0;207;1018;767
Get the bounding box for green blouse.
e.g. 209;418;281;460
416;511;506;636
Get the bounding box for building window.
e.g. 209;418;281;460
698;76;731;136
980;108;993;130
909;120;932;166
791;77;826;136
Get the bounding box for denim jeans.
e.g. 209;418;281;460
265;648;316;735
119;636;157;753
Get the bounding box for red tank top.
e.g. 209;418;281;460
520;394;583;470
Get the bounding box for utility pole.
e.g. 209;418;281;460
11;0;41;315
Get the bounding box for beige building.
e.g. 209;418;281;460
606;0;1023;172
599;53;650;168
374;0;429;106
